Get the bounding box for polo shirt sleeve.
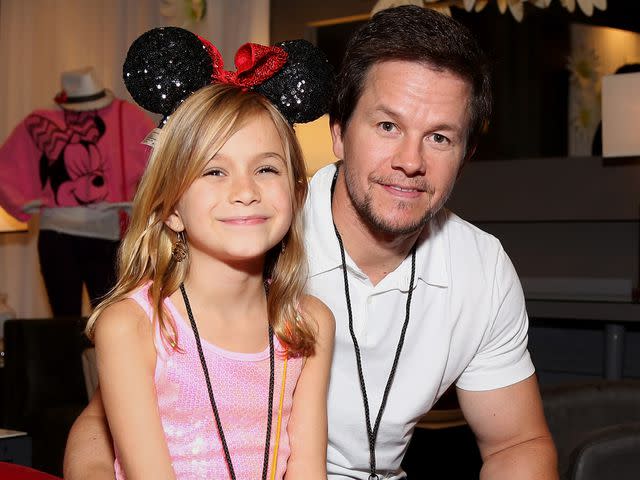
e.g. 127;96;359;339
456;246;535;391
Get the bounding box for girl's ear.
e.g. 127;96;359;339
164;211;184;233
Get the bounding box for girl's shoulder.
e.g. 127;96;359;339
93;297;159;372
299;294;335;338
93;297;153;346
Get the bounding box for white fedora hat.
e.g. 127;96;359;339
54;66;114;111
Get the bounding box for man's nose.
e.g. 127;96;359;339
390;137;427;176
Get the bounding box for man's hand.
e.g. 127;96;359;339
63;387;116;480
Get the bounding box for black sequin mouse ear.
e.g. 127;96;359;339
123;27;333;127
122;27;214;126
255;40;334;125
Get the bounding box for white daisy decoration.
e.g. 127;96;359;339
160;0;207;27
371;0;607;22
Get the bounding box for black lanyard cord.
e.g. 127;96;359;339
330;167;417;479
180;283;275;480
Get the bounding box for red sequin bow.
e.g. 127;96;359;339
198;36;288;89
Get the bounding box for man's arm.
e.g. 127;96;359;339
457;375;558;480
63;387;116;480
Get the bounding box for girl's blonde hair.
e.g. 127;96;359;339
86;83;315;356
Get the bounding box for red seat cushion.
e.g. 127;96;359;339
0;462;62;480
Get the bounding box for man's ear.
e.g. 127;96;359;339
164;211;184;233
330;121;345;160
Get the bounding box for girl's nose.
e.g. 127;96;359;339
229;175;260;205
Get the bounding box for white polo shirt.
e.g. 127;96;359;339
304;164;535;480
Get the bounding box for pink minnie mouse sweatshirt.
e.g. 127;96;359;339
0;99;154;221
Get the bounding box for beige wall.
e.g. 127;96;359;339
568;24;640;156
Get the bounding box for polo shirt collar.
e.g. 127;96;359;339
304;163;449;289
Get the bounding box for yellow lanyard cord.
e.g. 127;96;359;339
269;357;288;480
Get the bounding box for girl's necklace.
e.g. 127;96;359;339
180;283;275;480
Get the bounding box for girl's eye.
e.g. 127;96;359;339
203;168;224;177
378;121;397;133
257;165;279;175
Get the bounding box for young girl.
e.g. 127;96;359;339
85;82;334;479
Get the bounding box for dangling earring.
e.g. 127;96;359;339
280;240;286;255
172;231;188;262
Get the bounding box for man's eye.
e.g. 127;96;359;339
379;122;396;132
431;133;449;144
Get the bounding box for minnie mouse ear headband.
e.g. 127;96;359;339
123;27;334;127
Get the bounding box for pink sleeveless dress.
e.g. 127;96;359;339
113;285;304;479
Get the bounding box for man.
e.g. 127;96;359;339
65;6;557;479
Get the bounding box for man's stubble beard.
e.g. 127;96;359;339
343;165;453;237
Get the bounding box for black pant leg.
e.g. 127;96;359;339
37;230;84;316
78;236;120;308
